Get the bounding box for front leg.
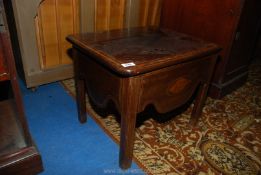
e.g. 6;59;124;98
73;51;87;123
119;77;141;169
75;76;87;123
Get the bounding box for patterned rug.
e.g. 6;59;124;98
61;63;261;175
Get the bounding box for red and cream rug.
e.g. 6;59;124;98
62;64;261;175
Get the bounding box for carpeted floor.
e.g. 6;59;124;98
62;62;261;175
21;82;142;174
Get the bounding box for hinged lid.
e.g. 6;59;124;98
67;28;221;76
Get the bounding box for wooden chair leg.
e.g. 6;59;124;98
119;109;137;169
190;83;209;126
119;78;140;169
75;77;87;123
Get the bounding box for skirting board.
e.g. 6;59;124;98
209;72;248;99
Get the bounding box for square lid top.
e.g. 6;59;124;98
67;27;221;76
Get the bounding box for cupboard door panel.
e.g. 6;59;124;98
161;0;261;98
38;0;60;68
95;0;110;32
35;0;79;69
57;0;75;65
162;0;241;58
139;0;161;27
225;0;261;81
161;0;242;83
81;0;162;33
109;0;125;30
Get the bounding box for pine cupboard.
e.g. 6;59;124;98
11;0;79;88
161;0;261;98
11;0;161;88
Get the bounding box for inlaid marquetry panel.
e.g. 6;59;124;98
35;0;79;69
168;77;192;95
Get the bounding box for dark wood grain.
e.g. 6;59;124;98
0;3;31;147
0;0;43;174
139;56;213;114
67;27;220;77
0;100;42;175
161;0;261;98
69;28;221;169
161;0;242;84
0;25;8;81
0;100;26;157
73;50;87;123
119;77;141;169
0;146;42;175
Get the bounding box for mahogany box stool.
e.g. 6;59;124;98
67;27;221;169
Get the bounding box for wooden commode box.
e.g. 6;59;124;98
67;27;221;169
